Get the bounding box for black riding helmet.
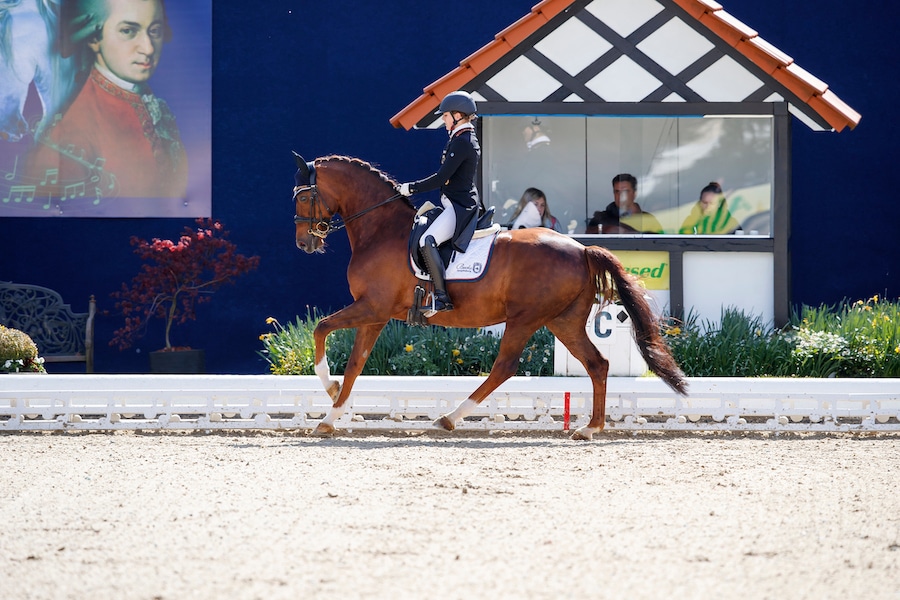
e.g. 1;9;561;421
436;91;477;117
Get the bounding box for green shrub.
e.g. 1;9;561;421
260;311;553;377
0;325;46;373
788;296;900;377
663;308;794;377
260;297;900;378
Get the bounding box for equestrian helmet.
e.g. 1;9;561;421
437;91;477;116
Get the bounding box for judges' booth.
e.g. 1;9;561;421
391;0;859;375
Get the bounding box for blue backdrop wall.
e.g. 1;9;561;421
0;0;895;374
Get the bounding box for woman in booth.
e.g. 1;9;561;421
508;187;563;232
679;182;741;235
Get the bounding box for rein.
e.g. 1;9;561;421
293;184;404;239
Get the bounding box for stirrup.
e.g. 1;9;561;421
423;292;453;318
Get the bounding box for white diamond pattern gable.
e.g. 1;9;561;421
636;17;714;76
486;56;562;102
585;0;665;38
534;17;613;77
687;55;765;101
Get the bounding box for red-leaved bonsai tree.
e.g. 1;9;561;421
110;218;260;352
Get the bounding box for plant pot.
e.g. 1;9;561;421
149;349;206;374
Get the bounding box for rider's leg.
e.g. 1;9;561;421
419;198;456;314
421;235;452;313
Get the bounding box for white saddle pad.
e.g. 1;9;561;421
411;223;501;282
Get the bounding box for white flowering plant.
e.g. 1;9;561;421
0;325;46;373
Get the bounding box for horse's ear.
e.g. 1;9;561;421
293;151;310;180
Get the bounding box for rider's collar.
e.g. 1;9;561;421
449;122;474;137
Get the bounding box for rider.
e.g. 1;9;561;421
397;90;481;315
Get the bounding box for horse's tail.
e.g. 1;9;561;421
584;245;688;396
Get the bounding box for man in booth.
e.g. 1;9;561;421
589;173;663;234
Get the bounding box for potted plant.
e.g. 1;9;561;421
110;218;260;373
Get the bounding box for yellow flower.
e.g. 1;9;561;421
456;358;463;364
665;326;681;336
873;294;879;303
452;348;460;357
265;316;277;324
405;344;414;353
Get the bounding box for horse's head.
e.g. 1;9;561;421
291;152;410;254
292;152;331;254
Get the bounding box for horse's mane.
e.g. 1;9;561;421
316;155;415;209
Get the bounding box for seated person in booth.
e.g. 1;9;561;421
679;181;742;235
588;173;663;234
27;0;187;199
508;187;563;232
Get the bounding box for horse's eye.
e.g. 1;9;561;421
298;195;308;203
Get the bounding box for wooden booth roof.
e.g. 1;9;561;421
390;0;860;132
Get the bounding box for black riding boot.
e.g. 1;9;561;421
421;236;453;315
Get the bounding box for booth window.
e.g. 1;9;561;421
484;115;773;236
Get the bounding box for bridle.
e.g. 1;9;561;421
292;181;405;240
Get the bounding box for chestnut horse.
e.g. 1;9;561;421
292;153;687;440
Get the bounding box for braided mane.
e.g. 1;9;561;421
316;155;414;209
316;155;397;186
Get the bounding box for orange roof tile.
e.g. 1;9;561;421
390;0;860;132
742;36;793;75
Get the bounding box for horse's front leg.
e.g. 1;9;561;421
313;320;385;436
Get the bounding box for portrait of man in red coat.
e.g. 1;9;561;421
26;0;188;203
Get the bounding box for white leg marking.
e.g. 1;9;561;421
321;404;347;427
446;398;478;424
315;357;333;390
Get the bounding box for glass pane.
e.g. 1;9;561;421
668;117;773;236
484;115;774;237
483;116;585;234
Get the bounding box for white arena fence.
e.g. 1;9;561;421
1;375;898;433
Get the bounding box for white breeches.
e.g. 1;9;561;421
420;196;456;247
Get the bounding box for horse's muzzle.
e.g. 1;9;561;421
296;235;324;254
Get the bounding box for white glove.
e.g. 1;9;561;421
398;182;411;196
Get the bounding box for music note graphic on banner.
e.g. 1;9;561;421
93;186;102;205
43;193;53;210
40;168;59;186
90;158;106;183
4;156;18;181
3;185;36;204
63;181;85;200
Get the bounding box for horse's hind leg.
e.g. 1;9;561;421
434;323;537;431
548;317;610;441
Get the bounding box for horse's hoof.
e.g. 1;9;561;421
313;422;335;437
570;427;595;441
433;415;456;431
326;382;341;402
